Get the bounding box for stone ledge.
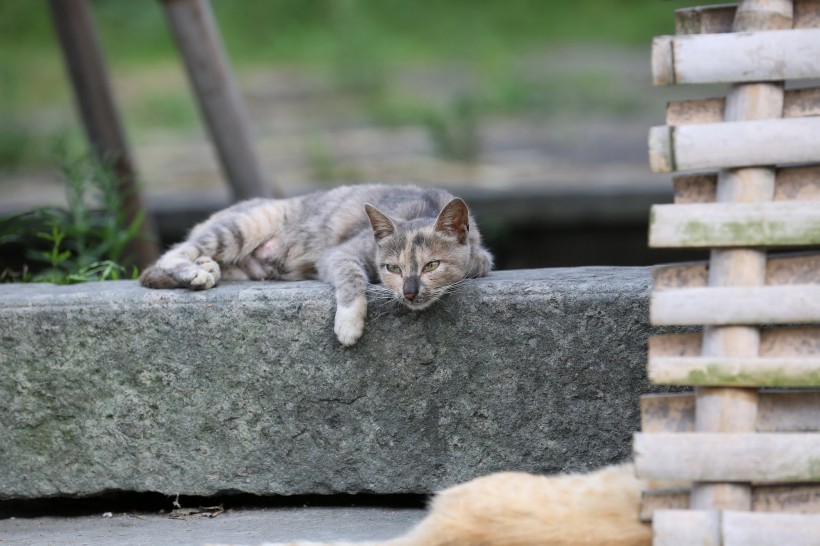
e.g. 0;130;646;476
1;267;669;499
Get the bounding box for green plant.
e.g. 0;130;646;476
0;153;144;284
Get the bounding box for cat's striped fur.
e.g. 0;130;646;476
140;184;493;345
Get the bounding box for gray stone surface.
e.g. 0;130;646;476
0;506;426;546
0;267;667;500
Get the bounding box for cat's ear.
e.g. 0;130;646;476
434;198;469;244
365;204;397;241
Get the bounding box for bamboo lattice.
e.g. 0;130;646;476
635;1;820;544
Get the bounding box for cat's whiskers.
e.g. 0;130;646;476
366;284;403;310
432;276;471;299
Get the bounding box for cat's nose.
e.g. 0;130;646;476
403;276;419;301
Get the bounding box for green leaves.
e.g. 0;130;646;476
0;153;145;285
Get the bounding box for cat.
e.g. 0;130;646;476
210;463;650;546
139;184;493;346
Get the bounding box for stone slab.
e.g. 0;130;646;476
0;506;426;546
0;267;666;499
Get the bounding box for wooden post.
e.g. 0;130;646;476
160;0;280;201
691;0;793;512
48;0;159;269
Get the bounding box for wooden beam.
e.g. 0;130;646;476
640;489;690;522
641;484;820;522
652;509;820;545
752;483;820;513
675;4;738;35
648;356;820;387
673;174;718;204
648;117;820;173
641;390;820;433
794;0;820;29
651;28;820;86
666;87;820;125
673;166;820;204
48;0;159;268
160;0;279;200
757;389;820;432
634;432;820;482
675;0;820;34
653;253;820;289
641;392;696;434
649;202;820;248
651;285;820;326
649;328;820;356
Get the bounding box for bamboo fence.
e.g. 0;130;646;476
635;0;820;544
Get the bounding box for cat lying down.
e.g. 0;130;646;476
210;463;651;546
140;184;493;346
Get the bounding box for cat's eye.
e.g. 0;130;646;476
423;261;440;272
385;264;401;274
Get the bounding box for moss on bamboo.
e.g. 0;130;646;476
680;219;820;247
684;364;820;388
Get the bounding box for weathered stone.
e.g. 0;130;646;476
0;267;668;499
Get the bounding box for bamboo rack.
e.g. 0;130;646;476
635;1;820;544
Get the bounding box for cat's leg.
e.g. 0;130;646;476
316;235;375;346
139;243;223;289
140;198;293;290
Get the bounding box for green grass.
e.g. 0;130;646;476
1;0;717;66
0;0;717;169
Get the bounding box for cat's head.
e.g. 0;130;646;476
365;198;472;310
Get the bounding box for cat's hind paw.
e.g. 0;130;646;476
184;267;218;290
195;256;222;285
167;258;221;290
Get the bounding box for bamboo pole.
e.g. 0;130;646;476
48;0;159;268
653;509;820;545
648;201;820;248
160;0;280;200
635;432;820;483
648;356;820;387
651;28;820;85
692;0;793;513
642;484;820;522
648;117;820;173
651;285;820;326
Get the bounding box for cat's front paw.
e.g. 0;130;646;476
333;298;366;346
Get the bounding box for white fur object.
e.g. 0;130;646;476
208;464;651;546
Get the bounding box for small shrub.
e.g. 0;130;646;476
0;153;144;284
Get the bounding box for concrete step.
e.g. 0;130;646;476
1;267;670;500
0;506;426;546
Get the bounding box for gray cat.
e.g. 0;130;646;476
140;184;494;345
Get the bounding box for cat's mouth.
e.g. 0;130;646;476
401;296;435;311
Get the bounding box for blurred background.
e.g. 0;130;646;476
0;0;716;275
